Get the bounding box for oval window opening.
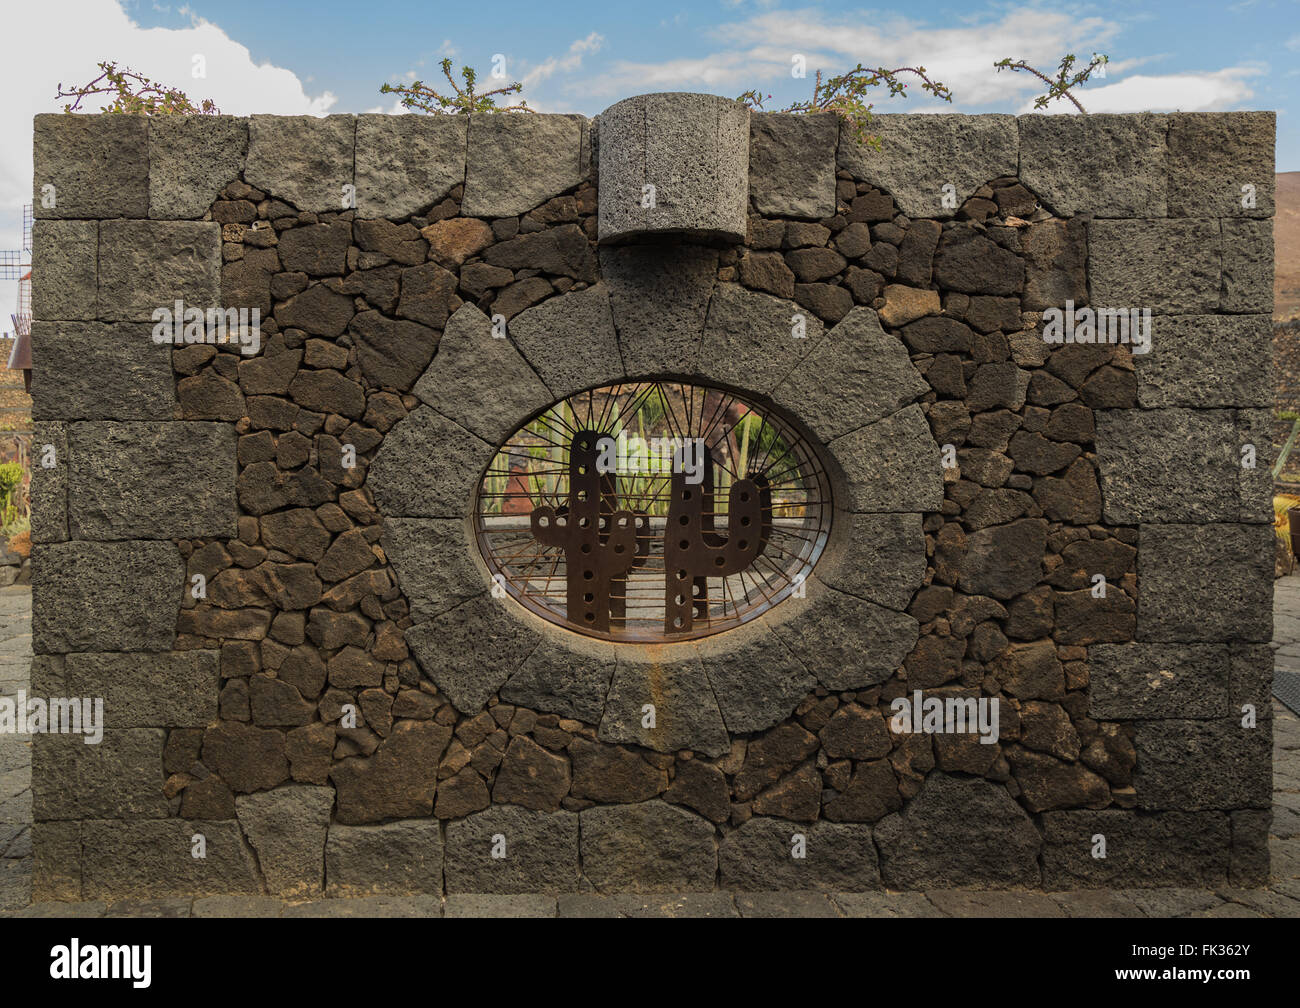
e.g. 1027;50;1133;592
474;381;833;642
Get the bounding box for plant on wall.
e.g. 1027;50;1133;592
55;61;219;115
736;64;953;149
381;58;531;114
993;53;1110;113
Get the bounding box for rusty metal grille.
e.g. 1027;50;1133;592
473;381;833;642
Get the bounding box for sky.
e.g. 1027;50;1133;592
2;0;1297;333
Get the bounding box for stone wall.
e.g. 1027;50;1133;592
26;98;1275;899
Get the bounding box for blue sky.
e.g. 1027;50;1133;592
1;0;1297;333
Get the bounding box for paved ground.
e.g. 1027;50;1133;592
1;582;1298;918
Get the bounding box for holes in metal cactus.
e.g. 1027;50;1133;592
473;381;833;642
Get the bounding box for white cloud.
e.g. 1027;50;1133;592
522;32;606;91
1043;67;1263;113
0;0;335;337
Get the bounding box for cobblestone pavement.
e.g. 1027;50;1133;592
1;582;1298;918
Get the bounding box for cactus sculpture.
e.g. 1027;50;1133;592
664;447;772;634
531;430;640;633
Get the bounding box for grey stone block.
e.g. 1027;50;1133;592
1137;523;1272;643
381;517;483;622
1018;113;1167;217
412;303;551;444
1041;810;1230;887
776;582;917;690
1087;643;1228;719
369;406;495;518
31;821;81;902
326;820;443;897
1220;219;1273;314
720;817;880;891
875;773;1042;888
1167;112;1275;218
601;649;729;757
1236;407;1274;524
463;114;588;218
33;540;183;654
598;93;748;243
192;895;284;917
80;819;261;900
698;283;823;396
695;627;815;735
826;404;944;513
33;113;148;219
1089;219;1220;315
283;896;441;917
1229;643;1274;719
235;785;334;898
245;114;355;213
558;892;738;917
149;115;248;219
601;243;718;378
1135;315;1271;408
30;322;176;421
1230;808;1271;886
500;636;616;725
444;806;579;893
773;306;928;442
355;113;467;219
1132;717;1272;810
1095;409;1245;523
580;801;716;892
405;594;540;714
98;220;222;321
445;894;557;917
749;112;838;219
66;422;236;540
837;114;1017;219
32;729;166;820
31;220;96;320
814;512;925;611
58;650;219;727
509;285;625;398
30;422;66;545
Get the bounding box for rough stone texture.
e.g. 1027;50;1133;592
98;220;221;321
749;112;837;219
1137;523;1272;643
67;422;237;540
354;114;467;219
55;651;218;727
959;518;1047;600
31;323;175;421
1166;112;1274;218
33;540;182;654
149;116;248;219
406;595;540;714
509;285;625;398
1095;409;1249;523
1221;219;1274;314
29;422;67;544
814;513;925;611
1042;811;1230;887
245;115;356;213
777;585;918;690
444;806;579;893
329;721;451;823
580;801;716;892
720;818;880;891
235;786;334;898
598;93;748;243
500;638;615;725
600;651;729;756
32;730;166;820
381;517;482;622
1087;643;1229;719
369;407;495;517
80;819;261;900
1089;219;1220;314
412;303;551;444
601;243;718;377
33;113;148;219
696;629;815;735
1136;315;1271;408
1018;113;1168;217
836;114;1018;218
1132;718;1271;810
828;404;944;513
31;220;97;321
698;283;823;396
875;773;1042;888
463;114;587;218
773;307;928;441
326;820;443;897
